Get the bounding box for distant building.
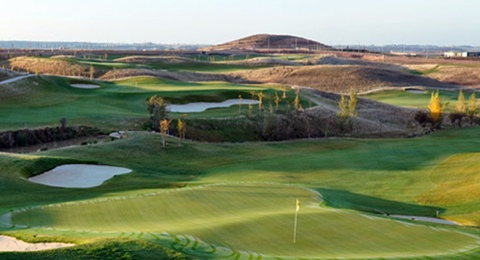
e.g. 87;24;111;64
390;51;416;57
444;51;480;58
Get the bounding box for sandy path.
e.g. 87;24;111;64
0;235;74;252
28;164;132;188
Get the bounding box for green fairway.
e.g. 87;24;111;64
2;58;480;259
0;75;296;130
0;127;480;258
8;183;480;259
363;89;471;109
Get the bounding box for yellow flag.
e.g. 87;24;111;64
296;199;300;212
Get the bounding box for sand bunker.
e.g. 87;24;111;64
0;235;74;252
70;84;100;89
389;215;458;225
28;164;132;188
168;99;259;113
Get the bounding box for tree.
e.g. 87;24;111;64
89;65;95;81
59;117;67;130
148;95;169;131
257;91;263;112
337;90;358;132
456;89;465;113
238;94;243;114
293;89;300;110
177;114;187;146
348;90;358;117
466;92;479;125
274;92;280;111
160;119;172;149
450;90;466;127
428;90;447;129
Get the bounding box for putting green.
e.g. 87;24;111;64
9;183;480;259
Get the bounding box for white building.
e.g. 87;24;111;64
444;51;480;58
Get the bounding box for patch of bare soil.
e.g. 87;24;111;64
231;65;458;93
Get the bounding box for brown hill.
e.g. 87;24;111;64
230;65;458;93
199;34;331;52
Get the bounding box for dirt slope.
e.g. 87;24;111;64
302;88;421;137
231;65;458;93
407;64;480;88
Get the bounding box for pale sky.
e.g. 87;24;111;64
1;0;479;45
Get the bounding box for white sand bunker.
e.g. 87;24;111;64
70;84;100;89
169;99;259;113
389;215;458;225
0;235;74;252
28;164;132;188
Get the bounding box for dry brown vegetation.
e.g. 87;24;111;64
114;56;197;64
100;68;253;83
230;65;457;93
303;88;420;137
1;56;90;77
408;64;480;88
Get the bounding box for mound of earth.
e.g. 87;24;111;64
114;55;197;64
302;88;420;137
407;64;480;88
231;65;458;93
199;34;331;52
101;68;254;84
2;56;90;78
220;57;300;66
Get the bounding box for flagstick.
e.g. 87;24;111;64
293;198;299;244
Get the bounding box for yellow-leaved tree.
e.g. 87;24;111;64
428;90;448;129
337;90;358;133
466;92;479;125
177;114;187;147
160;119;172;149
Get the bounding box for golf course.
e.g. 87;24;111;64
1;48;480;259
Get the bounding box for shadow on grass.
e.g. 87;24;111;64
316;188;444;217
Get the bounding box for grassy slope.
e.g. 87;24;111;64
363;88;468;110
1;128;480;258
10;184;479;259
